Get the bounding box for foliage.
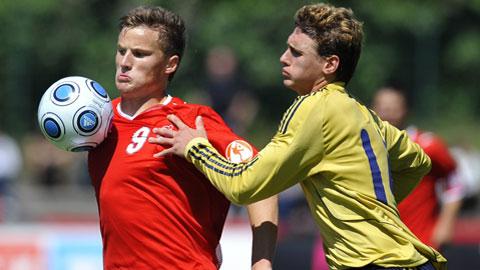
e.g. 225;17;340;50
0;0;479;146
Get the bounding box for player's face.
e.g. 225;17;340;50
280;27;327;95
115;26;176;98
372;90;407;128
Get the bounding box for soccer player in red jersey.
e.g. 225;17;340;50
372;87;464;250
88;6;278;270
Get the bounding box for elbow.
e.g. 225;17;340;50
226;185;258;205
227;190;251;205
422;156;433;177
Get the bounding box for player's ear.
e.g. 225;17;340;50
322;55;340;76
165;55;180;75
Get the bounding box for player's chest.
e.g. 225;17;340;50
110;119;173;162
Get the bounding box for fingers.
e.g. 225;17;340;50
167;114;187;129
148;136;174;146
152;127;175;138
149;136;175;158
195;116;205;131
153;148;174;158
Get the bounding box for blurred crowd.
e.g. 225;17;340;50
1;45;480;269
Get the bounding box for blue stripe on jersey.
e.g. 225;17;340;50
280;96;306;134
279;91;321;134
360;129;387;204
191;145;237;171
189;144;259;177
278;96;301;133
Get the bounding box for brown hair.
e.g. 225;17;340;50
119;6;186;80
295;3;363;84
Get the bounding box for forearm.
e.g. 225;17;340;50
246;196;278;269
185;138;300;204
433;199;462;247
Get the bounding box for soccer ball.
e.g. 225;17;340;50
37;76;113;152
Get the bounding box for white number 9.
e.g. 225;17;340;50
126;127;150;154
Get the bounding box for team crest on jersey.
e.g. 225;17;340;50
225;140;254;163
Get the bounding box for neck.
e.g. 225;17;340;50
311;81;329;93
304;78;333;94
120;95;168;117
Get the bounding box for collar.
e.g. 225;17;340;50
117;95;173;120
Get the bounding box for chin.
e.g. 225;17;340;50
282;79;293;88
116;82;132;92
283;81;298;92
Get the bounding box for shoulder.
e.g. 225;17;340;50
414;129;445;149
166;98;228;128
171;102;223;122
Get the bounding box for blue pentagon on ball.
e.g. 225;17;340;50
91;81;108;98
44;118;62;139
53;84;76;102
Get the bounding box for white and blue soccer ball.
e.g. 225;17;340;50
37;76;113;152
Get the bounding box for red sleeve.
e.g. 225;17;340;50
418;133;456;179
197;106;258;162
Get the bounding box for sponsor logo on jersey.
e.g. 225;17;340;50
225;140;253;163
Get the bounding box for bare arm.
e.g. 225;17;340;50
432;199;462;249
246;195;278;270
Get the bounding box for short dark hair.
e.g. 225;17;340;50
295;3;363;84
119;6;186;80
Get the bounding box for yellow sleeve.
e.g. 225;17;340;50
379;119;432;202
184;95;324;205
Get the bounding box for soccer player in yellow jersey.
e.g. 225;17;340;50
149;3;447;270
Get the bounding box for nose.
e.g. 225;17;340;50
280;49;289;66
119;51;132;71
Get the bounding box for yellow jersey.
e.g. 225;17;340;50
184;82;447;269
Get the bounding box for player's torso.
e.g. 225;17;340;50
88;98;229;269
307;89;396;211
298;88;431;268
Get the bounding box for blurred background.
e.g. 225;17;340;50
0;0;480;269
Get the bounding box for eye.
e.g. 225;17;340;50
290;47;302;57
132;50;150;58
117;47;126;55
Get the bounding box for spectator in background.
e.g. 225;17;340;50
22;132;77;188
202;46;261;217
203;46;259;136
0;130;22;222
372;86;464;250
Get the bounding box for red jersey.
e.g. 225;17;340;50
398;127;457;247
88;96;256;269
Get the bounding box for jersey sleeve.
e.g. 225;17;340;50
378;118;432;202
184;95;324;205
418;134;456;179
197;106;258;160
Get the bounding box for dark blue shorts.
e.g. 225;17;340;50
352;261;435;270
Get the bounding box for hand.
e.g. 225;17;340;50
148;114;207;158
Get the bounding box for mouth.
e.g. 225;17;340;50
281;69;290;78
117;74;131;82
